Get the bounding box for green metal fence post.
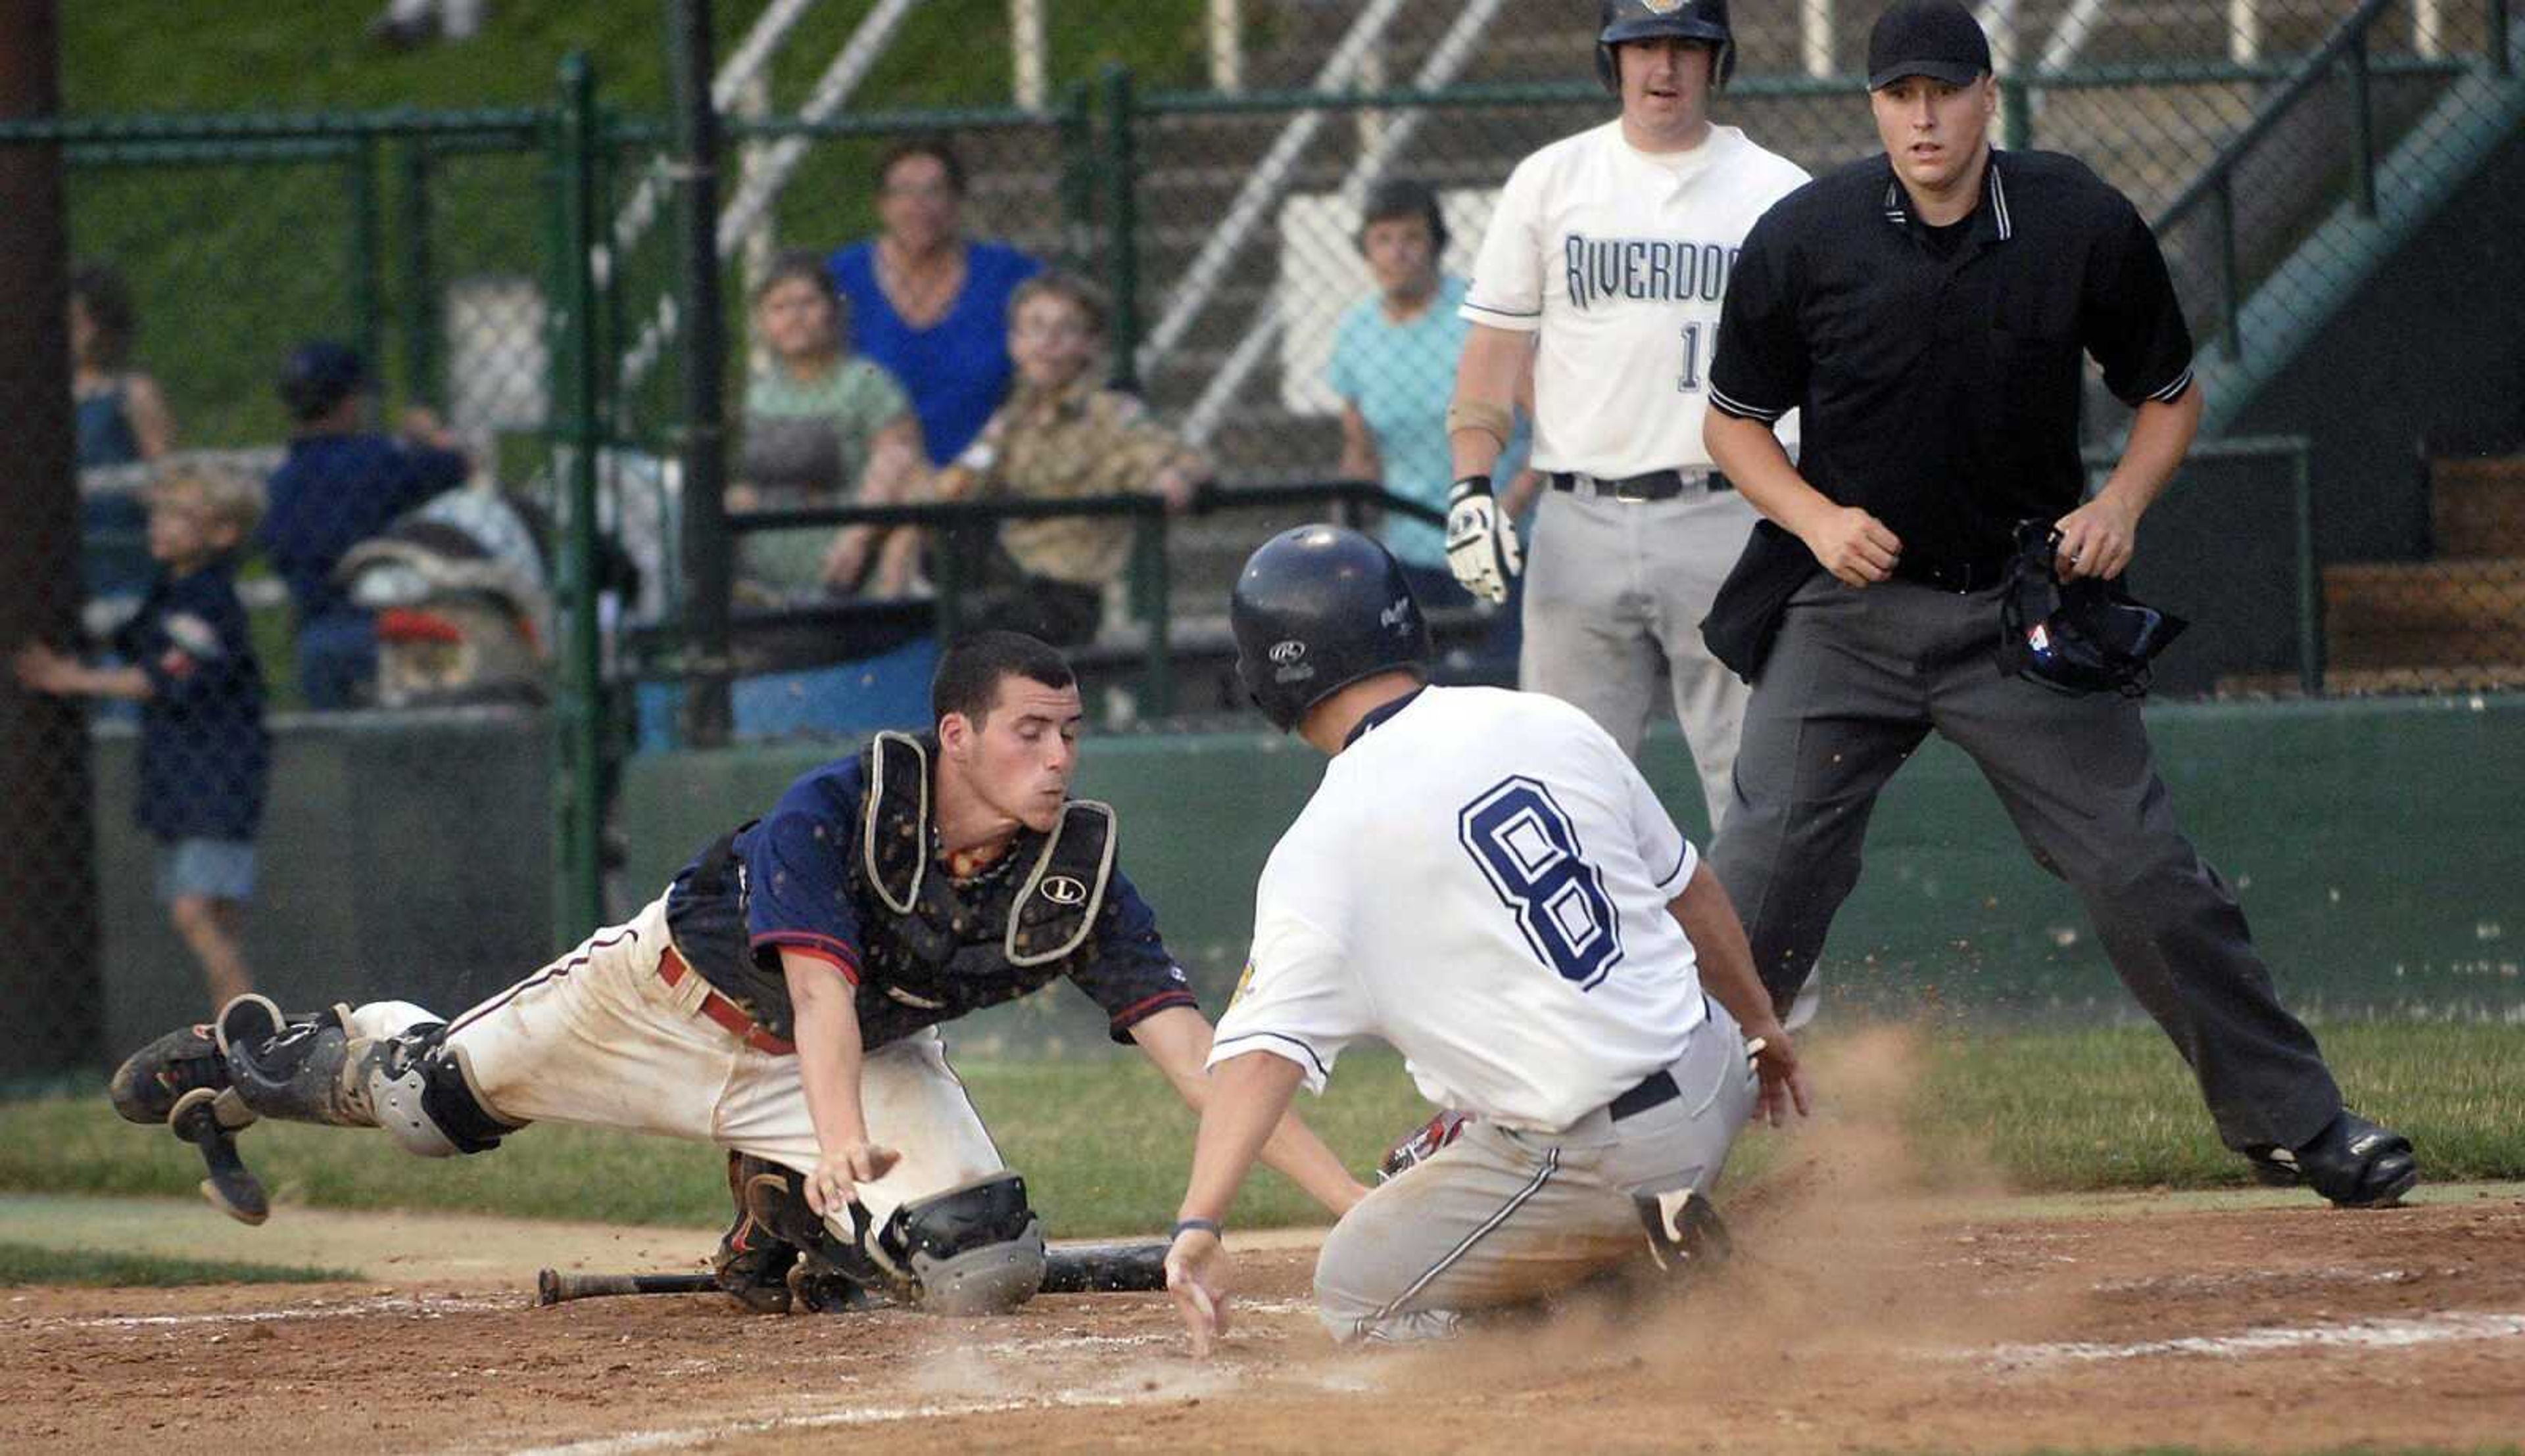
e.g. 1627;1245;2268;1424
397;137;437;408
2345;32;2376;218
349;135;383;385
549;52;607;947
1099;64;1141;392
1135;508;1173;716
2214;179;2242;360
2495;0;2513;78
2002;75;2032;151
2293;441;2324;696
1057;80;1095;268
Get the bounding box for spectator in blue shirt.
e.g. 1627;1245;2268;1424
827;139;1044;468
1329;181;1535;611
17;463;268;1011
257;341;469;709
70;262;179;610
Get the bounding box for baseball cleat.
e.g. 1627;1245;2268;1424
2246;1110;2419;1209
108;1022;231;1125
1634;1186;1733;1278
170;1087;269;1225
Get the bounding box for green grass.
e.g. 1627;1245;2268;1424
0;1238;354;1287
4;1024;2517;1237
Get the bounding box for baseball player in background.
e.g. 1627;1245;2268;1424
1445;0;1808;831
109;632;1366;1315
1163;527;1808;1350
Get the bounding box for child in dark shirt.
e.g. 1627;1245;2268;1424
16;464;270;1010
258;341;468;709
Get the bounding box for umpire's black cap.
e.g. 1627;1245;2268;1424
1230;525;1430;734
1866;0;1994;91
277;340;369;422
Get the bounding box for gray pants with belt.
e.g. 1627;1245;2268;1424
1521;482;1760;832
1706;574;2342;1153
1312;1000;1756;1344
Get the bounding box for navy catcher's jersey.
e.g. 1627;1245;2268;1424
662;747;1195;1048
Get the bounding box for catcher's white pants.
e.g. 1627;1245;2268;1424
1519;482;1760;833
1311;997;1756;1344
343;893;1003;1231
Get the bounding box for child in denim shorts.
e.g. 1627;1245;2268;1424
16;463;269;1009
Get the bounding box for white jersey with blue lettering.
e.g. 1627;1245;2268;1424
1460;120;1807;477
1209;684;1710;1132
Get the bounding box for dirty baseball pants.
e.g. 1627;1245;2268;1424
1520;482;1760;832
1312;998;1757;1344
1707;575;2344;1152
341;892;1004;1234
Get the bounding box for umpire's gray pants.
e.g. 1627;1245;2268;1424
1707;575;2343;1152
1521;482;1760;831
1313;1000;1756;1344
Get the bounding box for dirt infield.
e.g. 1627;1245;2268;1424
5;1182;2520;1454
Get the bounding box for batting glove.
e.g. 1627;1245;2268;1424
1445;474;1522;605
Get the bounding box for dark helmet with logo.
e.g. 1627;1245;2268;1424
1596;0;1735;93
1998;521;2190;697
1230;525;1431;732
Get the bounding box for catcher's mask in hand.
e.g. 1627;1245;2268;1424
1997;520;2188;697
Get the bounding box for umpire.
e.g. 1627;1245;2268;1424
1699;0;2417;1208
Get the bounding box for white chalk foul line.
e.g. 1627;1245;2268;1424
1984;1309;2525;1371
504;1390;1153;1455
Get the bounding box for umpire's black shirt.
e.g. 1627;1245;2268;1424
1710;149;2195;580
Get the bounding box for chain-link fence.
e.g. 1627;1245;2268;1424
0;106;573;1080
5;2;2522;1075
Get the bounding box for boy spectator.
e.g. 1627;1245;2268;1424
935;275;1206;647
258;342;468;709
16;464;270;1010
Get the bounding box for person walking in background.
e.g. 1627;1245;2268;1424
1698;0;2416;1207
734;250;928;603
258;341;469;710
16;464;268;1012
70;262;179;614
828;139;1044;470
1445;0;1808;834
934;274;1207;648
1328;180;1536;614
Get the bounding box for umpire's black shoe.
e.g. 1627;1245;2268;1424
2248;1110;2419;1209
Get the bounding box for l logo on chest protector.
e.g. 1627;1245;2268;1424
1038;875;1089;907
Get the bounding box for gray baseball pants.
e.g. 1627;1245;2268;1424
1312;998;1756;1344
1707;574;2344;1152
1520;482;1760;832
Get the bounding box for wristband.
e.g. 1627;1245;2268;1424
1448;473;1494;504
1172;1217;1224;1240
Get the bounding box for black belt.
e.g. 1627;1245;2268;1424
1549;469;1731;503
1892;554;2009;594
1608;1068;1680;1121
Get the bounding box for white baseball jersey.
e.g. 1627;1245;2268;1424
1461;122;1808;477
1209;686;1713;1132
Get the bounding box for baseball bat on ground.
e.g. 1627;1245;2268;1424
533;1240;1172;1306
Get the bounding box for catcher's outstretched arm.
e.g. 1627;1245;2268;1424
1130;1006;1366;1215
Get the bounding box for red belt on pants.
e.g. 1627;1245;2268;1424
658;943;796;1056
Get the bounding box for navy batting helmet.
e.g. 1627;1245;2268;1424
1596;0;1735;93
1230;525;1431;733
277;341;368;423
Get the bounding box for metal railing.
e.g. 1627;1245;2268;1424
2154;0;2511;361
637;479;1447;726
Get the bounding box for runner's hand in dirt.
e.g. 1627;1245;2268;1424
804;1141;900;1218
1165;1227;1230;1357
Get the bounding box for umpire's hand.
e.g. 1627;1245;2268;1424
1802;506;1902;588
1445;475;1522;604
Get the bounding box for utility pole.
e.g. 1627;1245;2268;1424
0;0;105;1075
